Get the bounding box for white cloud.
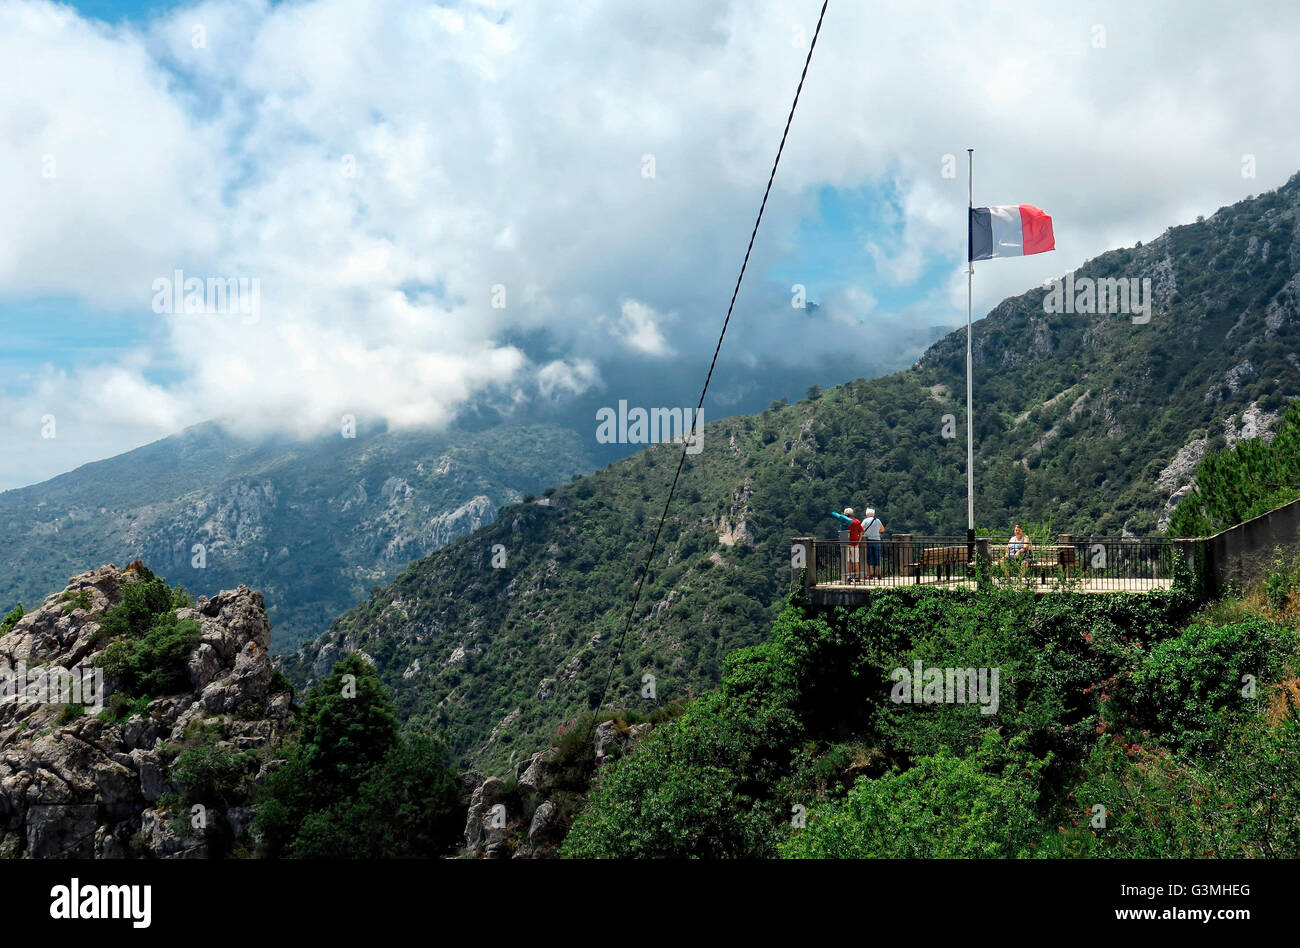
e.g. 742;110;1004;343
537;358;602;401
610;299;674;358
2;0;1300;488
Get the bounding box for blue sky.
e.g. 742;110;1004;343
70;0;203;22
768;184;957;318
0;299;140;388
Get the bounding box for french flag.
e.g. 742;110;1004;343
969;204;1055;261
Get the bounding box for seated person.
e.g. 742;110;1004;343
1008;524;1032;560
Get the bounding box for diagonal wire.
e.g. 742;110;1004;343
586;0;830;735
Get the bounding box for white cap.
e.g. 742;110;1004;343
865;508;875;517
844;507;853;515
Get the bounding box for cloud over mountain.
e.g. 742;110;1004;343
4;0;1300;488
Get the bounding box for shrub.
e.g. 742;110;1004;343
0;604;23;635
97;576;174;641
1109;617;1295;751
781;733;1048;858
172;744;253;809
1263;549;1300;613
59;590;93;615
96;612;201;698
1054;716;1300;858
98;692;153;723
561;692;789;858
563;589;1200;858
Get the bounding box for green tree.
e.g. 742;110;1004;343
255;655;462;858
296;653;400;799
1169;401;1300;536
288;734;462;858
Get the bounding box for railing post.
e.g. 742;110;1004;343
1057;534;1074;582
895;534;914;584
975;537;990;589
1173;537;1204;598
792;538;815;588
838;529;850;584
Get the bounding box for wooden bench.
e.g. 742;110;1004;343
989;544;1077;583
907;545;968;583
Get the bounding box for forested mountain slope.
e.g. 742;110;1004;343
283;173;1300;770
0;421;594;653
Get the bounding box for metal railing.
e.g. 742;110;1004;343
811;535;975;588
1018;536;1188;591
798;535;1194;592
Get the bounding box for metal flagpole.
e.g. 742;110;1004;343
966;148;975;554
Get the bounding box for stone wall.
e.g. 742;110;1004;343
1203;497;1300;596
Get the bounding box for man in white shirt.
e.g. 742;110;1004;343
861;507;884;578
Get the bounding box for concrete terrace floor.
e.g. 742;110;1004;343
811;576;1174;605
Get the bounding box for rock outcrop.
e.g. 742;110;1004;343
460;718;653;859
0;565;294;858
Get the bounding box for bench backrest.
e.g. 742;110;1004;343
921;546;966;566
989;544;1077;565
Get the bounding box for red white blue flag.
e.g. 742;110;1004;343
969;204;1054;261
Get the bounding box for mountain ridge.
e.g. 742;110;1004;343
0;420;595;653
282;171;1300;772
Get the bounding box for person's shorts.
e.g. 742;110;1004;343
846;545;860;563
866;540;882;566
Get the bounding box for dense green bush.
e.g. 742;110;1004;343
97;573;174;640
564;587;1199;858
561;693;787;858
781;732;1047;858
1264;550;1300;612
557;567;1300;860
93;573;201;706
1052;715;1300;858
1108;617;1294;751
172;744;254;809
96;610;201;698
59;590;92;615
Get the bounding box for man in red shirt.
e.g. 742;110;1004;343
831;507;864;583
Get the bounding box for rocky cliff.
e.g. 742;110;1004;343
0;565;294;858
459;719;652;859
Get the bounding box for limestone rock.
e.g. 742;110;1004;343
0;565;295;858
461;718;657;859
